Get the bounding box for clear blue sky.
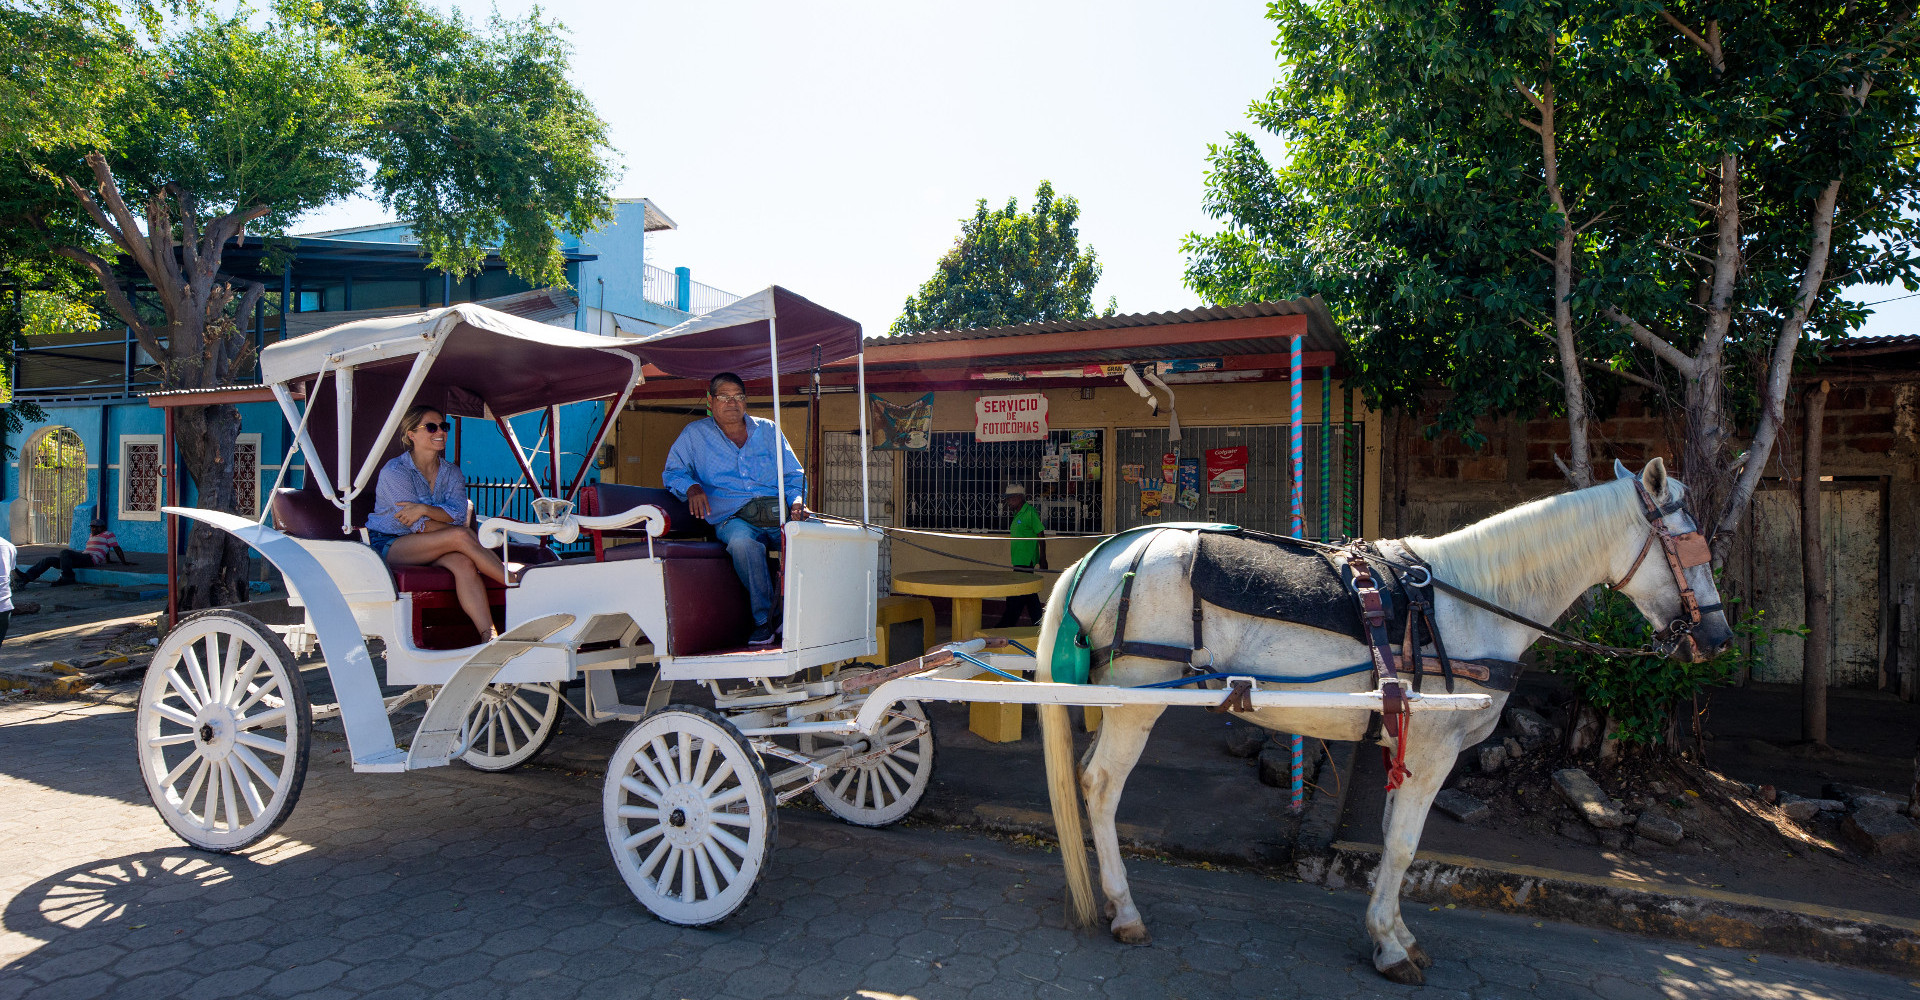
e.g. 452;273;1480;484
296;1;1911;340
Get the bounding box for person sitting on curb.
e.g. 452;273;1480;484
15;519;129;588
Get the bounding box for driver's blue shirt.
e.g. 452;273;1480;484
662;416;807;524
367;452;470;536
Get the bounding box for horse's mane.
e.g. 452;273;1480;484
1407;476;1671;608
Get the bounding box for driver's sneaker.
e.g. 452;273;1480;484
747;621;778;646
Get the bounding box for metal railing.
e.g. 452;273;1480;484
466;478;593;556
640;264;739;316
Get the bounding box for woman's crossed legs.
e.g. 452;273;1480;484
385;524;514;643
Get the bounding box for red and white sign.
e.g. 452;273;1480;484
974;393;1049;441
1206;446;1248;493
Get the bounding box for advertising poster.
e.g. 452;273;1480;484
1040;453;1061;482
942;440;960;464
1085;453;1101;480
1206;446;1248;493
1161;452;1178;484
1070;429;1099;452
1068;453;1085;481
1121;464;1143;484
1177;457;1202;509
867;393;934;450
974;393;1049;441
1139;487;1162;517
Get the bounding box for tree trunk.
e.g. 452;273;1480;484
174;402;253;609
1801;381;1831;746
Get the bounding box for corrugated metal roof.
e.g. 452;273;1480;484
869;296;1342;356
1827;333;1920;353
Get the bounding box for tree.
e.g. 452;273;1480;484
1186;1;1919;528
4;0;616;607
891;181;1111;334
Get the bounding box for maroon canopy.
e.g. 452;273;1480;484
628;286;863;381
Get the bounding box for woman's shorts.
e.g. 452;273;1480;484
367;530;403;559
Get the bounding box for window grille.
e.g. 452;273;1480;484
817;431;894;592
903;430;1104;534
232;435;260;517
120;437;163;521
1112;424;1360;539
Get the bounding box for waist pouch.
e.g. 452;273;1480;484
735;496;784;529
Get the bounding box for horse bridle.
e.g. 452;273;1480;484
1614;478;1719;658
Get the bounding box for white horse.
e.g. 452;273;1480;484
1035;459;1734;985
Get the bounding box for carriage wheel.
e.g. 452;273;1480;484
802;700;935;828
459;682;561;772
136;610;311;852
604;705;774;926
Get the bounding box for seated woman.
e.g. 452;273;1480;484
367;405;514;643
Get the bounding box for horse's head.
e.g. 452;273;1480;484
1609;458;1734;662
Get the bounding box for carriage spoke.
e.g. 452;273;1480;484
180;646;213;708
501;697;535;744
693;842;719;901
507;692;542;719
634;740;674;792
700;761;738;797
706;785;747;811
220;760;243;828
831;769;855;799
230;759;267;819
201;760;224;830
146;732;196;748
702;837;740;882
234;732;286;756
616;805;659;820
201;635;224;703
218;635;243;702
233;676;275;715
152;703;197;729
165;668;203;713
678;847;696;901
620;822;664;853
675;733;695;785
230;744;283;794
710;810;755;829
881;755;916;786
619;775;664;804
235;707;287;732
690;738;715;792
706;824;751;860
876;762;905;803
636;837;671;879
224;653;264;708
161;748;205;789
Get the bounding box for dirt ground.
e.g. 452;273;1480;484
1342;671;1920;919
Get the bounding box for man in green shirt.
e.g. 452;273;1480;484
997;483;1047;627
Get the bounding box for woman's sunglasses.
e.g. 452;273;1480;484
417;421;450;433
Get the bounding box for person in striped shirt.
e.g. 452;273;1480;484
15;519;129;588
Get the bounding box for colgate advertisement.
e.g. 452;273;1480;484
974;393;1049;441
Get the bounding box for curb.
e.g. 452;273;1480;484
0;660;148;698
1298;840;1920;976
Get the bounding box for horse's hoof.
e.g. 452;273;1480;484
1407;942;1433;969
1378;959;1425;986
1111;921;1152;946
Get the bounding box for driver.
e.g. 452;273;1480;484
663;372;809;647
368;405;515;643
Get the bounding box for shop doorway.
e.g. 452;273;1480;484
24;426;87;545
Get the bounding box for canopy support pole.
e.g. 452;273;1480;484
770;313;785;524
567;358;643;501
336;365;355;534
348;348;437;498
495;415;545;497
857;350;870;525
272;374;337;505
164;405;178;628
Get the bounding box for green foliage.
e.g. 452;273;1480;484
1539;587;1794;748
892;181;1111;335
1184;1;1920;442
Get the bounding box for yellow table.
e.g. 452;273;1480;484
889;570;1049;645
890;570;1050;743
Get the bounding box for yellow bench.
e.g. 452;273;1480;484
874;595;935;666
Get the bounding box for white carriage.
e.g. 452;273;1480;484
136;289;1493;927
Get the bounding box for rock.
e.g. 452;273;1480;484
1596;828;1631;850
1552;768;1629;829
1555;819;1600;845
1825;782;1900;806
1851;794;1907;814
1780;799;1822;823
1505;706;1559;748
1503;737;1525;760
1256;745;1295;788
1840;808;1920;856
1758;784;1777;804
1224;725;1266;759
1635;812;1685;846
1433;788;1490;824
1477;743;1507;774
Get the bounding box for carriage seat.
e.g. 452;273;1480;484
576;484;754;653
577;483;725;561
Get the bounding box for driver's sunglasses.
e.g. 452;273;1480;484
418;421;450;433
711;393;748;404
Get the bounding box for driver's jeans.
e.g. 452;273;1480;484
715;517;781;626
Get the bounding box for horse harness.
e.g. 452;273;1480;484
1076;477;1718;791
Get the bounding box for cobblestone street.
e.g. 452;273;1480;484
1;695;1913;1000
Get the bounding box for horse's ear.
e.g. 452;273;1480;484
1641;457;1668;497
1612;458;1632;481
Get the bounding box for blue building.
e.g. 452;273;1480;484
3;199;736;561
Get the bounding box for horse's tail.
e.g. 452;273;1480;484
1036;562;1097;928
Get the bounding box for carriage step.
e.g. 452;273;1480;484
351;747;409;773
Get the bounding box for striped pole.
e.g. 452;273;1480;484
1289;335;1305;813
1320;367;1332;540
